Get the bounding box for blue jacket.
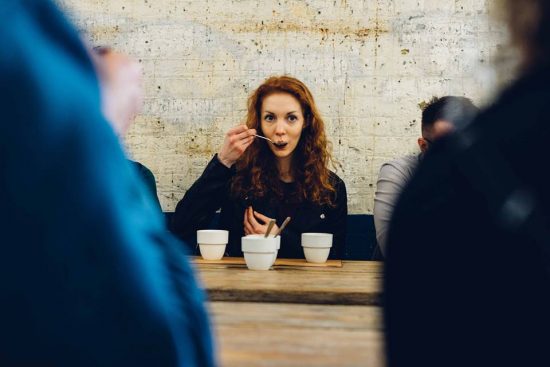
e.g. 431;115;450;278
0;1;215;365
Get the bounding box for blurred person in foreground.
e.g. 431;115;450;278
0;1;214;366
385;0;550;366
373;96;479;256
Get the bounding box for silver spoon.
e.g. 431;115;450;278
254;134;275;144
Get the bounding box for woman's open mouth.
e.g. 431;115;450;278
273;141;288;149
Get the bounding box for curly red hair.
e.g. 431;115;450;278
231;76;336;206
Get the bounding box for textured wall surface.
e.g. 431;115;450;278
57;0;509;213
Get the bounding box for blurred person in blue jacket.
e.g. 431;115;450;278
0;0;215;366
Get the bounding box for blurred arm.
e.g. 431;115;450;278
374;158;416;256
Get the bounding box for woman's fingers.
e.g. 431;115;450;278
244;208;280;235
240;136;255;151
247;207;259;228
233;128;256;142
252;210;279;234
218;126;255;167
227;124;248;136
254;211;280;235
243;207;256;234
248;207;262;226
253;210;271;223
248;207;265;234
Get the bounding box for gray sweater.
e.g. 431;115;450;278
373;154;420;256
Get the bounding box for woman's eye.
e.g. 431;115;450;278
288;115;297;122
264;115;274;122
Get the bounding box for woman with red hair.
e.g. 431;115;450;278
172;76;347;259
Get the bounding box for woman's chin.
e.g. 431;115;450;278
270;148;292;159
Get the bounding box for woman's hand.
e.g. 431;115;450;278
243;207;279;236
217;125;256;168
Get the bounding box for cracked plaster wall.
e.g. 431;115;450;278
57;0;509;214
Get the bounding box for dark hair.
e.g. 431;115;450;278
421;96;479;137
231;76;336;206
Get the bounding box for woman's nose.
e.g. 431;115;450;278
275;120;286;135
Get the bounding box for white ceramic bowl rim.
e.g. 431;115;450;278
301;232;333;248
197;229;229;244
245;234;281;249
242;236;279;253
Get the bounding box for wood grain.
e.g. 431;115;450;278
209;301;385;367
194;260;383;305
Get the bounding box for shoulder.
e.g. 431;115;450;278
382;154;419;172
328;171;347;200
328;170;346;187
130;160;154;177
129;160;157;187
378;154;419;182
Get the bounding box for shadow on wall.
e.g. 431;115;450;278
164;213;379;260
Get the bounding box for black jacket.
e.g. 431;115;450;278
171;155;348;259
385;66;550;367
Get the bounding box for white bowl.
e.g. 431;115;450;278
303;247;331;263
197;230;228;260
272;250;279;266
243;234;280;265
301;233;333;263
243;252;275;270
241;235;278;270
198;244;226;260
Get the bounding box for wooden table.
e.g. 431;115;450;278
209;302;385;367
194;259;383;305
194;259;385;366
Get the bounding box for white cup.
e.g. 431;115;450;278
241;235;279;270
301;233;333;263
244;234;281;265
197;230;228;260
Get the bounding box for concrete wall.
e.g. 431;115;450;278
57;0;509;213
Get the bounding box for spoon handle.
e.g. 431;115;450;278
274;217;291;237
254;134;273;143
264;219;276;238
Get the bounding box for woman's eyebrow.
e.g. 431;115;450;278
263;110;298;115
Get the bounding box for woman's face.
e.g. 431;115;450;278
260;92;305;162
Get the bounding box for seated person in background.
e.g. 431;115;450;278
373;96;479;256
129;160;163;213
172;76;347;259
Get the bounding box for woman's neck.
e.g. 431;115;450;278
277;156;293;183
